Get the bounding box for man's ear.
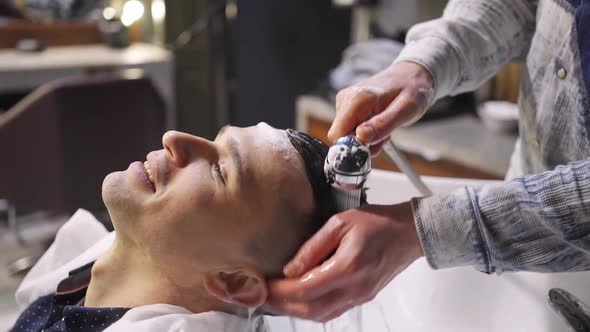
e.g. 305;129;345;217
203;269;268;308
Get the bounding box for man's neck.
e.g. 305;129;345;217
84;237;236;314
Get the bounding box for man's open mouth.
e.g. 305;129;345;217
144;161;156;188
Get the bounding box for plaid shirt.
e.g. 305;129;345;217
395;0;590;273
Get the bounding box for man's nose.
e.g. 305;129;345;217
162;131;216;167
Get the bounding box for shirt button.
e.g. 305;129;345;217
557;67;567;79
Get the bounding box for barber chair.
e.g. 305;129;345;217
0;71;166;218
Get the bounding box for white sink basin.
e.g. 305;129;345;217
266;170;590;331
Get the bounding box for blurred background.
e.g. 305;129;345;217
0;0;523;327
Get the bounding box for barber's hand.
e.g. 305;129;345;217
268;202;423;322
329;61;434;155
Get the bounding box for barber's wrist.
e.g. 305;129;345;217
391;201;425;262
406;200;425;261
391;61;434;88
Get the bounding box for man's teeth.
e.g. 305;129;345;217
144;161;155;184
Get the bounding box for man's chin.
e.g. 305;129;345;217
102;171;134;211
102;171;122;199
102;170;146;222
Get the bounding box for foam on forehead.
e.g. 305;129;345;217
256;122;294;161
255;122;312;212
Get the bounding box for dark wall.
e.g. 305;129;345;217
166;0;219;138
235;0;350;129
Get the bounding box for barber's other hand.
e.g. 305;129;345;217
328;61;434;155
267;202;423;322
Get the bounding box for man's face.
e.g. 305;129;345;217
101;123;314;287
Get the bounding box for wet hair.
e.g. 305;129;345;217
285;129;338;231
248;129;363;278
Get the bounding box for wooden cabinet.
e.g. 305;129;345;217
0;21;103;49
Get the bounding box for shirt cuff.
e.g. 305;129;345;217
394;36;461;103
411;187;491;273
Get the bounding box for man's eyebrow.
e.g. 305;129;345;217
226;136;243;182
217;126;244;182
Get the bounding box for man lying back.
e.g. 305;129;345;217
10;123;338;332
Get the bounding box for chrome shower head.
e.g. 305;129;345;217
324;134;371;210
324;134;371;189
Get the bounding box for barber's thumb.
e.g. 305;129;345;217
355;123;378;145
284;260;305;278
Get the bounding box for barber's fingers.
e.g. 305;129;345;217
270;230;362;302
328;86;400;144
268;215;353;305
356;89;425;146
283;214;351;278
269;256;344;302
329;62;434;145
267;203;422;322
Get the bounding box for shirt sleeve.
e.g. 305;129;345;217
412;159;590;274
394;0;538;102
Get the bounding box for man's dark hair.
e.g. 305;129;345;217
248;129;363;278
285;129;338;233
